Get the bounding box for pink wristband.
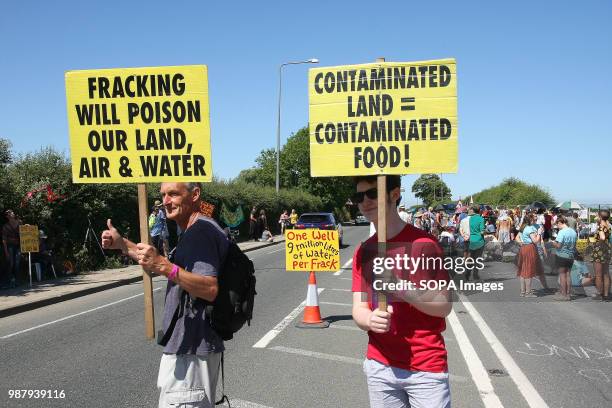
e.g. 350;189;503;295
168;264;179;282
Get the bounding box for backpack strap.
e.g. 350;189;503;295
215;352;230;406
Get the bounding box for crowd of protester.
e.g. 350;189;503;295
400;203;612;301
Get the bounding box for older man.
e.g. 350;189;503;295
102;182;228;408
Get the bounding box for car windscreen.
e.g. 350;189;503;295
298;214;331;224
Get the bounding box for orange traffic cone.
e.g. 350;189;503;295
297;271;330;328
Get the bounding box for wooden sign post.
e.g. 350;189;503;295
20;224;39;288
138;184;155;339
377;174;388;311
375;57;389;312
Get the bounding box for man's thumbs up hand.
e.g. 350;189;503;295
102;218;124;252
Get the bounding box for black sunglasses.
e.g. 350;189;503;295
351;188;378;204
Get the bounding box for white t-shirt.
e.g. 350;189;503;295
440;231;455;242
459;216;471;239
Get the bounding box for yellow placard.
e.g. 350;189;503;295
19;225;39;253
285;229;340;272
65;65;212;183
309;58;458;176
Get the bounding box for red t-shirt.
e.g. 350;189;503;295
352;223;449;373
544;214;552;230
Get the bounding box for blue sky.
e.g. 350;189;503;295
1;1;611;205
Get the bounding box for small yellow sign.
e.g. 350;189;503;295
309;58;457;176
65;65;212;183
19;225;39;253
285;229;340;272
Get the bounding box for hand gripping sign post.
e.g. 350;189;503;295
285;229;340;327
309;57;457;312
66;65;212;339
19;224;39;287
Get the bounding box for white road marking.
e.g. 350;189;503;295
247;244;285;260
1;287;164;339
230;399;275;408
447;309;504;407
333;259;353;276
338;277;352;281
271;346;469;385
270;345;363;365
329;288;351;292
320;301;352;306
252;288;324;349
458;293;550;408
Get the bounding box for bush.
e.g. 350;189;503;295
0;141;326;271
1;146;141;272
334;206;352;223
100;255;125;270
73;247;97;273
198;180;323;236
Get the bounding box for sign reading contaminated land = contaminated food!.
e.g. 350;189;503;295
65;65;212;183
285;229;340;272
309;59;457;176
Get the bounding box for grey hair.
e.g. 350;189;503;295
185;182;202;192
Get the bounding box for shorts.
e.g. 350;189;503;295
363;359;450;408
157;353;221;408
555;256;574;269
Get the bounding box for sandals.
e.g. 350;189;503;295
553;294;570;301
524;291;537;298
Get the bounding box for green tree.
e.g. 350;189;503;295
236;148;277;186
0;138;12;167
470;178;554;207
236;126;353;214
0;138;13;210
411;174;451;206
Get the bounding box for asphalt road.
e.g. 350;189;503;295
0;225;610;407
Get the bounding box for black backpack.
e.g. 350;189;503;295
205;241;256;341
157;231;256;347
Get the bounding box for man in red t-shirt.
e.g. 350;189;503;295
351;175;452;407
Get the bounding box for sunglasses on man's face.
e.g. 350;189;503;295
351;188;378;204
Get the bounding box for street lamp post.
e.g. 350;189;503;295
276;58;319;193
